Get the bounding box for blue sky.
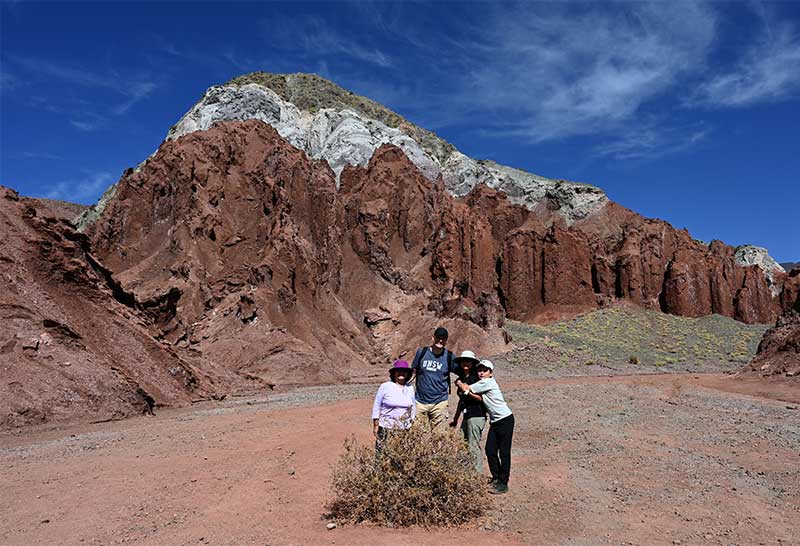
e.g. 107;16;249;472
1;1;798;262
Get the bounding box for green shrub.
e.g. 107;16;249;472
326;422;486;527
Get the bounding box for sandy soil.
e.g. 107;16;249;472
1;373;798;546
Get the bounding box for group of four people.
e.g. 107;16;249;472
371;326;515;494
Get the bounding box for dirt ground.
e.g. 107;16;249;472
1;373;799;546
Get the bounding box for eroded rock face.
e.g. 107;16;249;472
745;273;800;378
76;72;783;300
0;187;227;429
88;120;782;376
88;120;509;392
6;119;787;427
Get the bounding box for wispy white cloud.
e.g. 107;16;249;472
45;171;114;204
70;119;103;132
457;2;717;143
264;15;392;68
0;71;19;91
18;151;63;160
68;110;109;132
112;81;157;115
594;121;711;160
320;2;720;162
8;56;157;122
692;24;800;107
147;35;259;74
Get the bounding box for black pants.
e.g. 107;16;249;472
375;426;407;456
375;426;389;455
485;414;515;485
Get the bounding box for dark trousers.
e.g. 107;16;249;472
485;414;515;484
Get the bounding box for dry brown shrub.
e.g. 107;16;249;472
326;421;487;527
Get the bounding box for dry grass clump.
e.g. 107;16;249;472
326;421;486;527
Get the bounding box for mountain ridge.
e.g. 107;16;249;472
76;72;781;277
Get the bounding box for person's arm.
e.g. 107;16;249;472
410;348;423;384
460;379;487;403
371;384;386;436
466;392;483;403
449;397;464;427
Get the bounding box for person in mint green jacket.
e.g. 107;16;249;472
457;359;514;494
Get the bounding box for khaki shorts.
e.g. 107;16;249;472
416;400;449;432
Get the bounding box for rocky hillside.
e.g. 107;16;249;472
743;266;800;378
75;72;789;320
0;187;241;429
85;120;509;395
5;72;795;429
85;120;784;387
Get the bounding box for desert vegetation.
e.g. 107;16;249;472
505;306;769;369
327;422;486;527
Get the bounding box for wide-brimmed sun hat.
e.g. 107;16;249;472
389;360;412;374
454;350;479;364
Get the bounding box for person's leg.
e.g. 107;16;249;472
429;400;450;432
496;415;515;486
462;416;486;473
416;401;432;429
375;426;388;456
484;423;500;483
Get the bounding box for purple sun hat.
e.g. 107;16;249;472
390;360;412;373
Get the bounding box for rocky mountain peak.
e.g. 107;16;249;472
164;71;607;225
72;70;786;324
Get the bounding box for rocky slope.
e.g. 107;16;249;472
86;120;781;381
744;266;800;378
75;71;788;318
5;117;792;428
30;198;88;222
0;187;235;429
86;120;509;393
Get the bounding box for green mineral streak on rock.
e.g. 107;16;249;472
73;183;118;232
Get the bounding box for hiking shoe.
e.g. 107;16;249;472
490;482;509;494
487;477;499;485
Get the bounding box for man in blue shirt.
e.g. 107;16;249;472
411;326;459;432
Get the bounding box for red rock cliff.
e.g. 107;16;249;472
88;120;781;376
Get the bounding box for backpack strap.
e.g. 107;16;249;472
447;348;454;394
411;347;428;380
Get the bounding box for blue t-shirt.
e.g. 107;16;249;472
412;347;457;404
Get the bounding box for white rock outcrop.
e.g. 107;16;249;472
167;84;440;181
735;245;785;296
166;82;607;224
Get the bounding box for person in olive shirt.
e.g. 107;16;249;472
449;350;486;473
411;326;459;432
